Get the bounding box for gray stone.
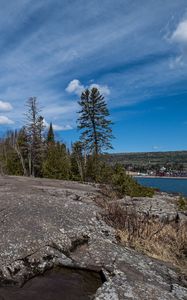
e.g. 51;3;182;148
0;176;186;299
115;192;187;222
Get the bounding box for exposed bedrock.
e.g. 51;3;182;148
115;193;187;222
0;176;186;299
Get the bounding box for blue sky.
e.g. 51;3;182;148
0;0;187;152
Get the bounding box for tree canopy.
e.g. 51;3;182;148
77;87;113;156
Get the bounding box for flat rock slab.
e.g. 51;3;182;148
0;176;186;300
116;193;186;222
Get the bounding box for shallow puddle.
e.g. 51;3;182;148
0;267;103;300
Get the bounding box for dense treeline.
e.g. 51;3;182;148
105;151;187;172
0;88;154;197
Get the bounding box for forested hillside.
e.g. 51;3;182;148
105;151;187;171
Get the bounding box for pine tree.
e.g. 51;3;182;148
25;97;45;177
47;122;55;144
77;87;113;156
70;141;85;181
42;142;71;179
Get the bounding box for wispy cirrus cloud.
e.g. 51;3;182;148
0;0;185;140
170;16;187;66
171;19;187;44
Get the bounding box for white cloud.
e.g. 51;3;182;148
66;79;84;96
66;79;110;97
171;19;187;44
53;124;73;131
0;116;14;125
43;119;73;131
0;100;13;111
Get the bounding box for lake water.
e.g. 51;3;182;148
135;177;187;197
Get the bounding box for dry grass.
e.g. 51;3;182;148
103;202;187;271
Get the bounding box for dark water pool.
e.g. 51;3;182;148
0;267;103;300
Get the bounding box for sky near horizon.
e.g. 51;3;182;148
0;0;187;152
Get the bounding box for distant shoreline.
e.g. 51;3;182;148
134;176;187;180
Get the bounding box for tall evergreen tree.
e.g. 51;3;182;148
25;97;45;177
77;87;113;156
47;122;55;144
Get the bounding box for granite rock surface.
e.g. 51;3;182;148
0;176;186;300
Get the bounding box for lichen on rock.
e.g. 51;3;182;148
0;176;186;299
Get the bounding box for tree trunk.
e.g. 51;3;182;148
28;150;32;176
14;144;28;176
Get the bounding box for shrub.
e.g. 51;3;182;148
42;143;71;180
103;202;187;269
85;156;113;183
111;164;154;197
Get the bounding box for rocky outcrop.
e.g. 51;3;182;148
115;193;187;222
0;176;186;299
